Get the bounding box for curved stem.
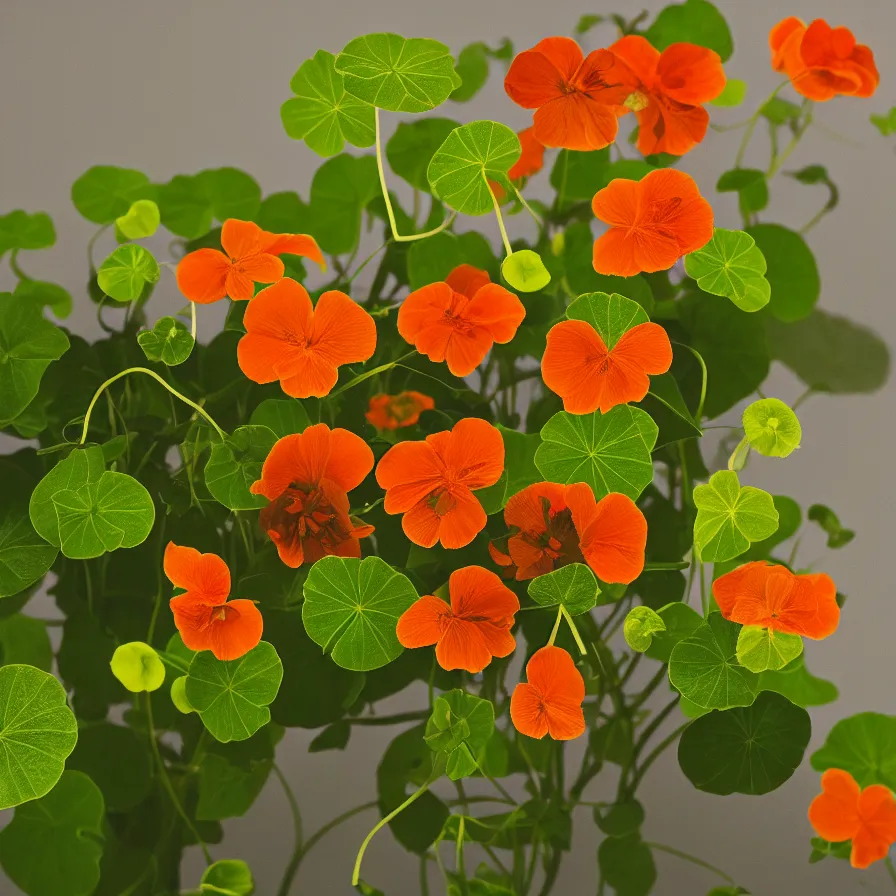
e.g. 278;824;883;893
87;225;110;271
274;764;303;896
346;241;390;285
767;103;813;178
734;80;788;168
79;366;225;445
329;351;417;399
644;841;735;885
9;249;29;281
489;179;513;256
628;722;689;792
674;342;708;423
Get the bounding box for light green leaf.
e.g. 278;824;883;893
157;174;214;239
427;121;521;215
115;199;160;240
0;211;55;256
871;107;896;136
678;692;811;794
693;471;779;562
0;292;70;424
425;689;494;780
171;676;194;714
684;228;770;312
669;613;758;710
248;399;311;439
204;425;278;511
336;33;461;113
302;556;418;672
137;315;194;366
110;641;165;692
387;118;460;192
282;49;376;157
565;291;649;348
736;625;803;673
13;279;72;319
196;732;272;821
644;602;703;663
51;470;155;560
0;665;78;809
200;859;255;895
742;397;801;458
811;712;896;789
528;564;599;615
746;224;819;322
0;771;104;896
535;406;658;501
186;641;283;743
71;165;153;224
501;250;550;293
807;503;854;549
197;168;262;222
645;0;733;61
757;654;837;707
710;79;747;107
624;606;666;653
97;244;160;302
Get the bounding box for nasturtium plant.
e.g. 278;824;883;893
0;6;890;895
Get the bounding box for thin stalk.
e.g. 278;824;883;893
328;351;417;399
735;81;788;167
189;301;197;340
87;225;110;270
346;241;390;285
561;605;587;655
547;606;563;646
627;723;689;791
644;841;736;885
348;710;429;726
274;764;303;896
9;250;29;280
489;179;514;256
886;857;896;887
456;816;467;890
643;561;689;571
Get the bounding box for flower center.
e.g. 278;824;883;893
261;482;352;554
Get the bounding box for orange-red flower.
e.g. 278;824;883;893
542;317;672;414
504;37;631;151
809;769;896;868
511;646;586;740
396;565;519;673
489;482;646;584
712;561;840;640
397;266;525;377
770;18;879;102
591;168;714;277
250;423;374;568
237;278;377;399
366;391;435;431
176;218;325;304
164;542;262;661
376;417;504;549
610;36;726;156
508;127;546;181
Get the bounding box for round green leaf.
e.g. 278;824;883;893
386;118;460;192
669;613;758;710
678;691;811;794
97;244;160;302
623;606;666;653
335;33;462;113
645;0;733;61
425;689;494;781
501;250;551;293
137;315;195;366
170;675;195;714
535;406;659;501
302;556;418;672
282;49;376;157
746;224;819;322
407;231;464;289
0;615;53;671
204;425;278;511
186;641;283;743
157;173;214;239
565;291;649;348
742;397;801;458
684;228;770;312
248;398;311;439
527;563;599;615
598;834;656;896
0;770;104;896
71;165;152;224
693;471;779;563
115;198;160;240
14;279;72;319
0;292;70;424
596;799;645;837
451;42;490;102
200;859;255;895
711;78;747;107
758;654;838;708
0;211;56;256
736;625;803;673
197;167;262;222
52;470;156;559
811;712;896;789
0;664;78;809
427;121;521;216
110;641;165;692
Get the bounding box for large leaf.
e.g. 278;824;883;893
137;316;194;366
336;33;461;113
0;771;104;896
693;471;779;563
757;655;838;708
197;168;262;222
0;211;55;256
302;556;418;671
0;664;78;809
684;228;770;312
248;398;311;439
645;0;733;61
71;165;153;224
597;834;656;896
185;641;284;743
425;689;494;780
196;730;273;821
282;49;376;157
678;692;811;794
811;712;896;789
535;406;658;501
527;563;599;615
427;121;521;215
96;244;160;303
156;173;214;239
746;224;819;322
669;613;758;710
387;118;460;192
0;292;69;424
204;425;278;511
565;291;649;348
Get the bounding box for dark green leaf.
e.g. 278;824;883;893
387;118;460;192
425;689;494;780
598;834;656;896
745;224;819;322
137;316;194;365
451;42;490;102
157;174;214;239
197;168;262;222
637;372;701;447
644;602;703;663
645;0;733;61
807;504;854;549
13;279;72;319
71;165;153;224
0;615;52;671
248;398;310;438
204;425;278;511
758;655;838;707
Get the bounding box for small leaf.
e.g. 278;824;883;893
204;425;278;511
248;399;311;439
742;397;801;458
97;244;160;302
451;42;490;102
736;625;803;673
710;78;747;107
425;689;494;780
598;834;656;896
0;211;56;256
387;118;460;192
684;228;770;312
200;859;255;895
110;641;166;692
528;564;599;615
811;712;896;789
14;279;72;319
761;96;802;124
871;107;896;136
645;0;733;61
746;224;819;323
596;799;645;837
807;504;855;549
71;165;153;224
623;606;666;653
170;676;194;713
115;199;160;240
137;315;195;366
501;250;551;293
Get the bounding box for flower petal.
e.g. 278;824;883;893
464;284;527;344
176;249;231;304
542;320;609;414
435;618;496;673
809;769;861;843
396;595;452;649
261;231;326;271
510;682;550;739
221;218;264;259
163;542;229;603
656;43;726;105
376;440;444;514
448;565;520;621
446;264;491;299
397;282;454;344
526;645;586;703
505;37;584;108
443;418;505;490
310;290;377;367
207;600;264;661
534;92;620;151
577;492;647;584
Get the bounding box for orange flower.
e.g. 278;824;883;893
504;37;631;151
489;482;646;584
591;168;714;277
176;218;325;304
610;35;726;156
508;127;546;181
164;542;262;661
396;565;519;673
250;423;374;567
542;318;672;414
770;18;879;102
376;417;504;549
366;391;435;431
397;266;525;377
511;646;586;740
712;561;840;640
237;278;377;399
809;769;896;868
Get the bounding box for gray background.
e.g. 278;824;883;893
1;0;895;893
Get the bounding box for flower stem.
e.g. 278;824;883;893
734;80;788;168
642;561;690;571
273;764;303;896
886;856;896;887
561;605;588;656
9;249;29;281
547;606;563;646
644;841;736;885
329;351;417;398
488;178;514;256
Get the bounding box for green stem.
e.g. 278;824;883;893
735;80;788;167
885;856;896;887
87;225;110;270
643;561;689;571
9;249;29;281
274;764;304;896
767;103;813;178
489;178;514;256
800;204;829;235
328;351;417;399
346;241;390;285
674;343;708;422
561;605;587;656
510;183;545;233
190;301;197;341
303;800;379;862
79;367;225;444
628;722;689;791
456;816;467;891
547;606;563;646
644;841;736;885
348;710;429;726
